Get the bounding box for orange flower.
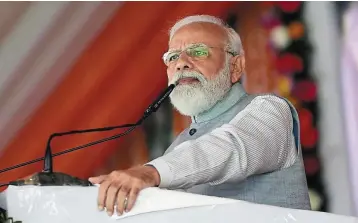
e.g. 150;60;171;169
288;21;305;39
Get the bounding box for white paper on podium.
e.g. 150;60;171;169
0;185;357;223
111;186;237;219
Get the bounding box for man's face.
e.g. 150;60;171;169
164;22;234;116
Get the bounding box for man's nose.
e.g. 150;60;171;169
175;55;193;71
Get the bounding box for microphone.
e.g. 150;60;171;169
0;82;177;187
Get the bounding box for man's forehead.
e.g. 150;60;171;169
168;22;227;49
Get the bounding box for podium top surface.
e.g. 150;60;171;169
0;186;357;223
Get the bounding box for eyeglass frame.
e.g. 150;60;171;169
162;43;238;66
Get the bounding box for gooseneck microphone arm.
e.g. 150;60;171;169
43;122;140;173
0;83;177;178
0;126;137;175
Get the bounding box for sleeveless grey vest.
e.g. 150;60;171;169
165;83;311;210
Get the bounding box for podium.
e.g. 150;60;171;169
0;185;357;223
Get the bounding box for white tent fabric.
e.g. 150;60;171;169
303;2;354;215
0;2;121;153
341;2;358;216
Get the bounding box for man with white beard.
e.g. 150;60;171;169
89;15;311;216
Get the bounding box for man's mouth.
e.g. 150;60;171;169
177;77;199;85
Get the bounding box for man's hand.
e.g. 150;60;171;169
89;166;160;216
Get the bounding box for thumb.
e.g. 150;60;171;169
88;175;107;184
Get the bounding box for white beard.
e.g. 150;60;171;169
168;58;232;116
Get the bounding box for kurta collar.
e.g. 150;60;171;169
191;82;247;123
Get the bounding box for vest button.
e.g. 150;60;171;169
189;128;197;136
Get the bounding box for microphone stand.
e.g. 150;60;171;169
0;83;177;187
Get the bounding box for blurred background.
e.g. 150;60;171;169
0;0;356;217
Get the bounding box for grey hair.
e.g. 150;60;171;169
169;15;244;55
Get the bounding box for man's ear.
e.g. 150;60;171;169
230;55;245;84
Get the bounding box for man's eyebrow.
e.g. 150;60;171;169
168;43;206;52
188;43;205;47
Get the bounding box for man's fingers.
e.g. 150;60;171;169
97;180;111;211
125;187;140;212
93;167;152;216
105;184;120;216
89;175;106;184
116;185;130;215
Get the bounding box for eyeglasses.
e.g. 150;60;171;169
162;43;237;66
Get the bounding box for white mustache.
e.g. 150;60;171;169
170;71;207;85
